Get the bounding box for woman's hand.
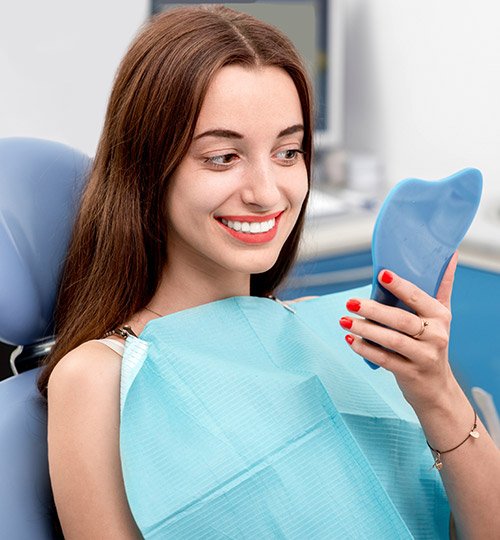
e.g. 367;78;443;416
340;252;500;538
340;252;460;412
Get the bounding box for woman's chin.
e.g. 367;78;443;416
245;256;282;276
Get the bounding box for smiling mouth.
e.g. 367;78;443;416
215;210;283;234
219;216;275;234
214;211;283;243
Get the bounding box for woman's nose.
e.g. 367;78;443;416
240;162;281;209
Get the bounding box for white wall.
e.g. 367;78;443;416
2;0;499;216
0;0;148;156
344;0;500;213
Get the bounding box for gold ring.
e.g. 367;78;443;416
411;317;429;339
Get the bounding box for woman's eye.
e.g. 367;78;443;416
204;153;239;168
275;148;305;165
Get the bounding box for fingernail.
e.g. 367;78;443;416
381;270;393;284
339;317;353;329
345;334;354;345
346;299;361;312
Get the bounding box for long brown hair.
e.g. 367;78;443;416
38;5;314;398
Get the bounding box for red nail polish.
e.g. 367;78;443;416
339;317;353;329
381;270;393;284
345;334;354;345
346;299;361;312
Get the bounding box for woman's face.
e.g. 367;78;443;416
166;65;308;284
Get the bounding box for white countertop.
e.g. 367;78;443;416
299;202;500;274
299;211;374;260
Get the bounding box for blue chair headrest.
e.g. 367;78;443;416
0;138;91;346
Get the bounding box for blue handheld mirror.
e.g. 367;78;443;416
366;168;483;369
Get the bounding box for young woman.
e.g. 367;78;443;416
39;5;500;539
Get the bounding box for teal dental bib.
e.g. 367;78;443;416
120;286;450;539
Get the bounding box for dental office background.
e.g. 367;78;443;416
1;0;499;443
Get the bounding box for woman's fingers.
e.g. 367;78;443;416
345;296;434;339
344;332;411;372
436;251;459;310
340;262;458;407
340;315;433;359
375;268;452;321
340;262;456;370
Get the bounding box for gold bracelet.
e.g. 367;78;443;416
426;409;479;470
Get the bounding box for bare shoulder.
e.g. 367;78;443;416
49;339;123;390
48;340;140;538
47;339;124;435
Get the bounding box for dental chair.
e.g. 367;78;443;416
0;138;91;539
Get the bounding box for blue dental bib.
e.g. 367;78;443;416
119;288;450;539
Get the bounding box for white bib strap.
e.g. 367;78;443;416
95;338;125;357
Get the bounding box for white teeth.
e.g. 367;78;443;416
259;220;269;233
218;217;276;234
228;220;241;231
261;219;272;232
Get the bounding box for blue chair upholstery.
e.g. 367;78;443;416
0;138;90;538
0;138;90;346
0;369;52;538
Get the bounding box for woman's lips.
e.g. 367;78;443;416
215;211;283;244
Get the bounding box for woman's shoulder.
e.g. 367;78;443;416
48;338;124;401
47;338;141;538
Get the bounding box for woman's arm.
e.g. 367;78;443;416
47;341;142;539
341;252;500;539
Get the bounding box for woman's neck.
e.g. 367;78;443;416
147;259;251;317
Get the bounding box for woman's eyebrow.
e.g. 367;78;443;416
193;129;243;141
277;124;304;138
193;124;304;141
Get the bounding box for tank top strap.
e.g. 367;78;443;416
95;337;125;357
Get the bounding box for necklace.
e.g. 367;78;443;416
144;306;164;318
